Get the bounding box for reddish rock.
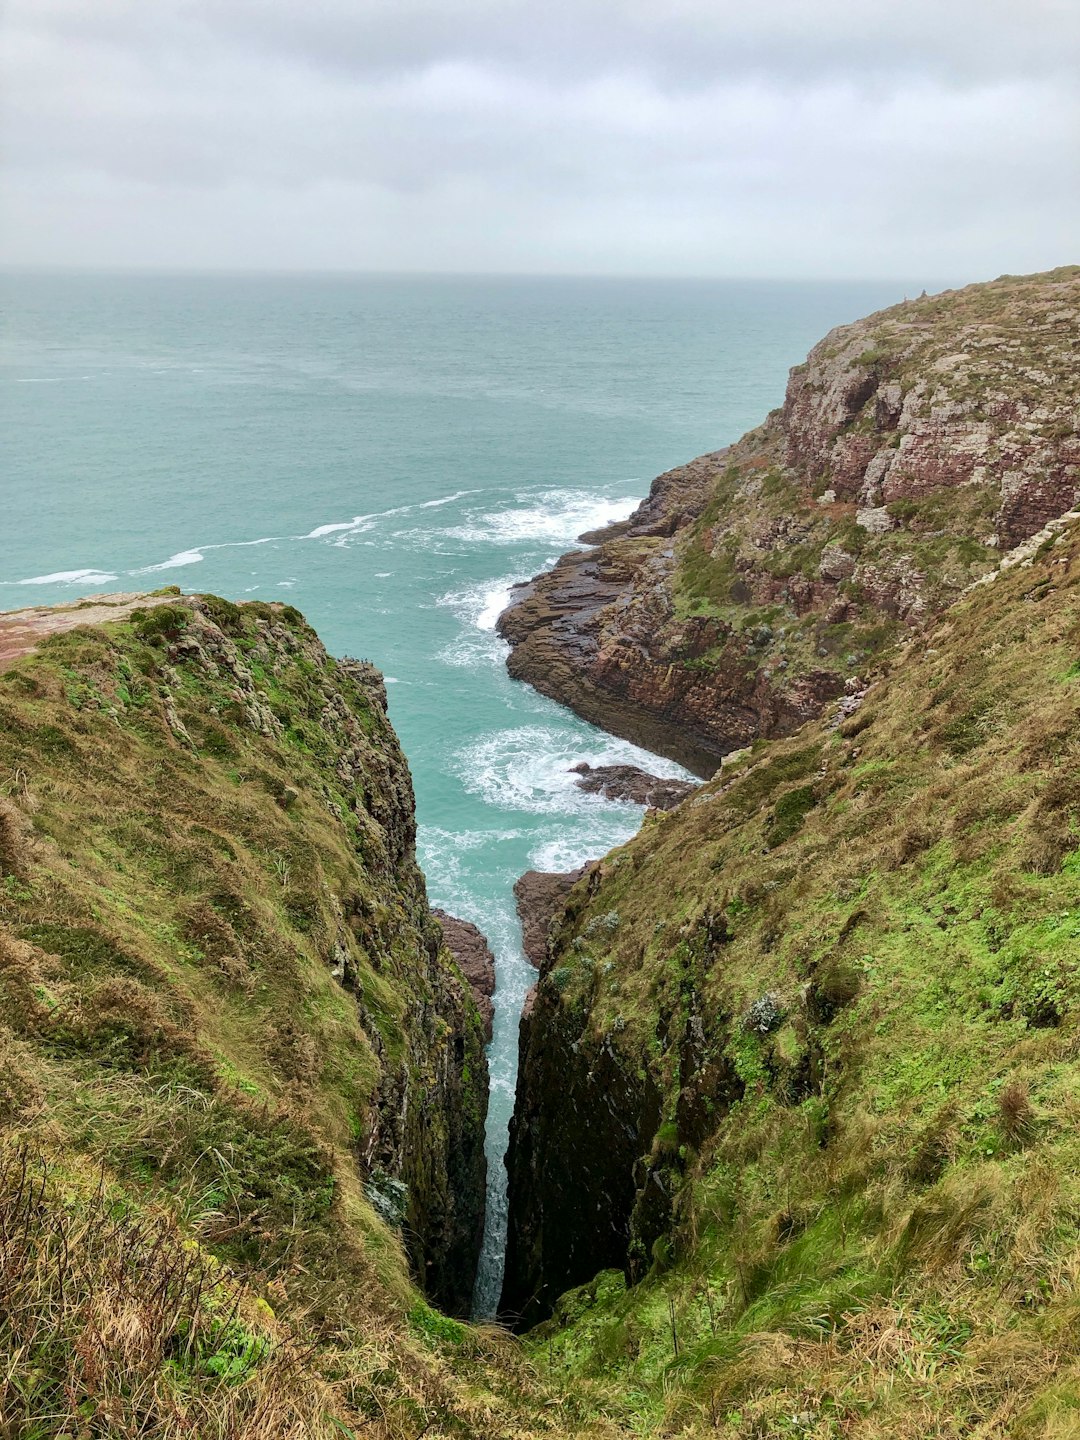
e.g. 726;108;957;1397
498;268;1080;772
433;910;496;1041
513;868;589;969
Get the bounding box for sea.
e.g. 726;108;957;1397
0;271;930;1313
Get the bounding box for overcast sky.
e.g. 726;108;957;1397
2;0;1077;277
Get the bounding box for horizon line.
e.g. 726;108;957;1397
0;262;963;288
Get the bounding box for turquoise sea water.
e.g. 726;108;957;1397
0;272;925;1313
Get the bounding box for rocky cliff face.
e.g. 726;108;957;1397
433;909;496;1041
499;267;1080;774
0;592;488;1317
501;512;1080;1438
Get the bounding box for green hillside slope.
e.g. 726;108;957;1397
505;516;1080;1437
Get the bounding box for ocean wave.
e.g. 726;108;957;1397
13;568;119;587
436;633;510;670
439;488;639;548
303;516;374;539
437;572;528;632
135;548;205;573
452;724;690;818
528;828;631;873
301;489;483;545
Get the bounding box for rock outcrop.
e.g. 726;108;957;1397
514;867;589;969
501;510;1080;1390
433;910;496;1040
0;592;489;1318
571;762;697;810
499;267;1080;774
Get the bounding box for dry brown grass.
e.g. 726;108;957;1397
0;1138;346;1440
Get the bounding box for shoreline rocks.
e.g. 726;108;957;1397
570;762;697;810
513;867;589;970
497;269;1080;775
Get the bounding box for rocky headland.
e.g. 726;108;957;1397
498;267;1080;774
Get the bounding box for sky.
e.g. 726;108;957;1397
1;0;1078;278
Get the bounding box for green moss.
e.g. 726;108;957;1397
765;784;817;846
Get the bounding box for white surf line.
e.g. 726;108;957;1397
8;568;120;587
0;487;492;589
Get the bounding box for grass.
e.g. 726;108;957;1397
513;518;1080;1436
0;595;564;1439
659;268;1076;731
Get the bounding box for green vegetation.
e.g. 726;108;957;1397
3;266;1080;1436
517;520;1080;1437
0;596;553;1440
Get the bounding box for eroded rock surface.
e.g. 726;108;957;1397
433;910;496;1041
499;268;1080;773
514;867;589;969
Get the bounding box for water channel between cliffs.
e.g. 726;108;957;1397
0;271;913;1318
410;574;695;1318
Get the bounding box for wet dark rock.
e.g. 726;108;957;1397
570;761;697;810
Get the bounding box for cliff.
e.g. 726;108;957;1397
0;593;526;1437
501;511;1080;1432
498;267;1080;775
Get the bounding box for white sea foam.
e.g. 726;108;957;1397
412;488;479;511
434;572;525;667
528;833;608;873
437;633;510;669
15;568;119;586
304;516;373;539
417;825;524;900
440;488;640;548
135;548;205;573
300;489;481;545
438;573;526;632
453;724;690;818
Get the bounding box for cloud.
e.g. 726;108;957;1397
1;0;1077;275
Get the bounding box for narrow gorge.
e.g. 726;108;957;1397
2;266;1080;1438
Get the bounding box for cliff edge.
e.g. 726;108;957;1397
498;267;1080;775
502;510;1080;1433
0;592;518;1437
